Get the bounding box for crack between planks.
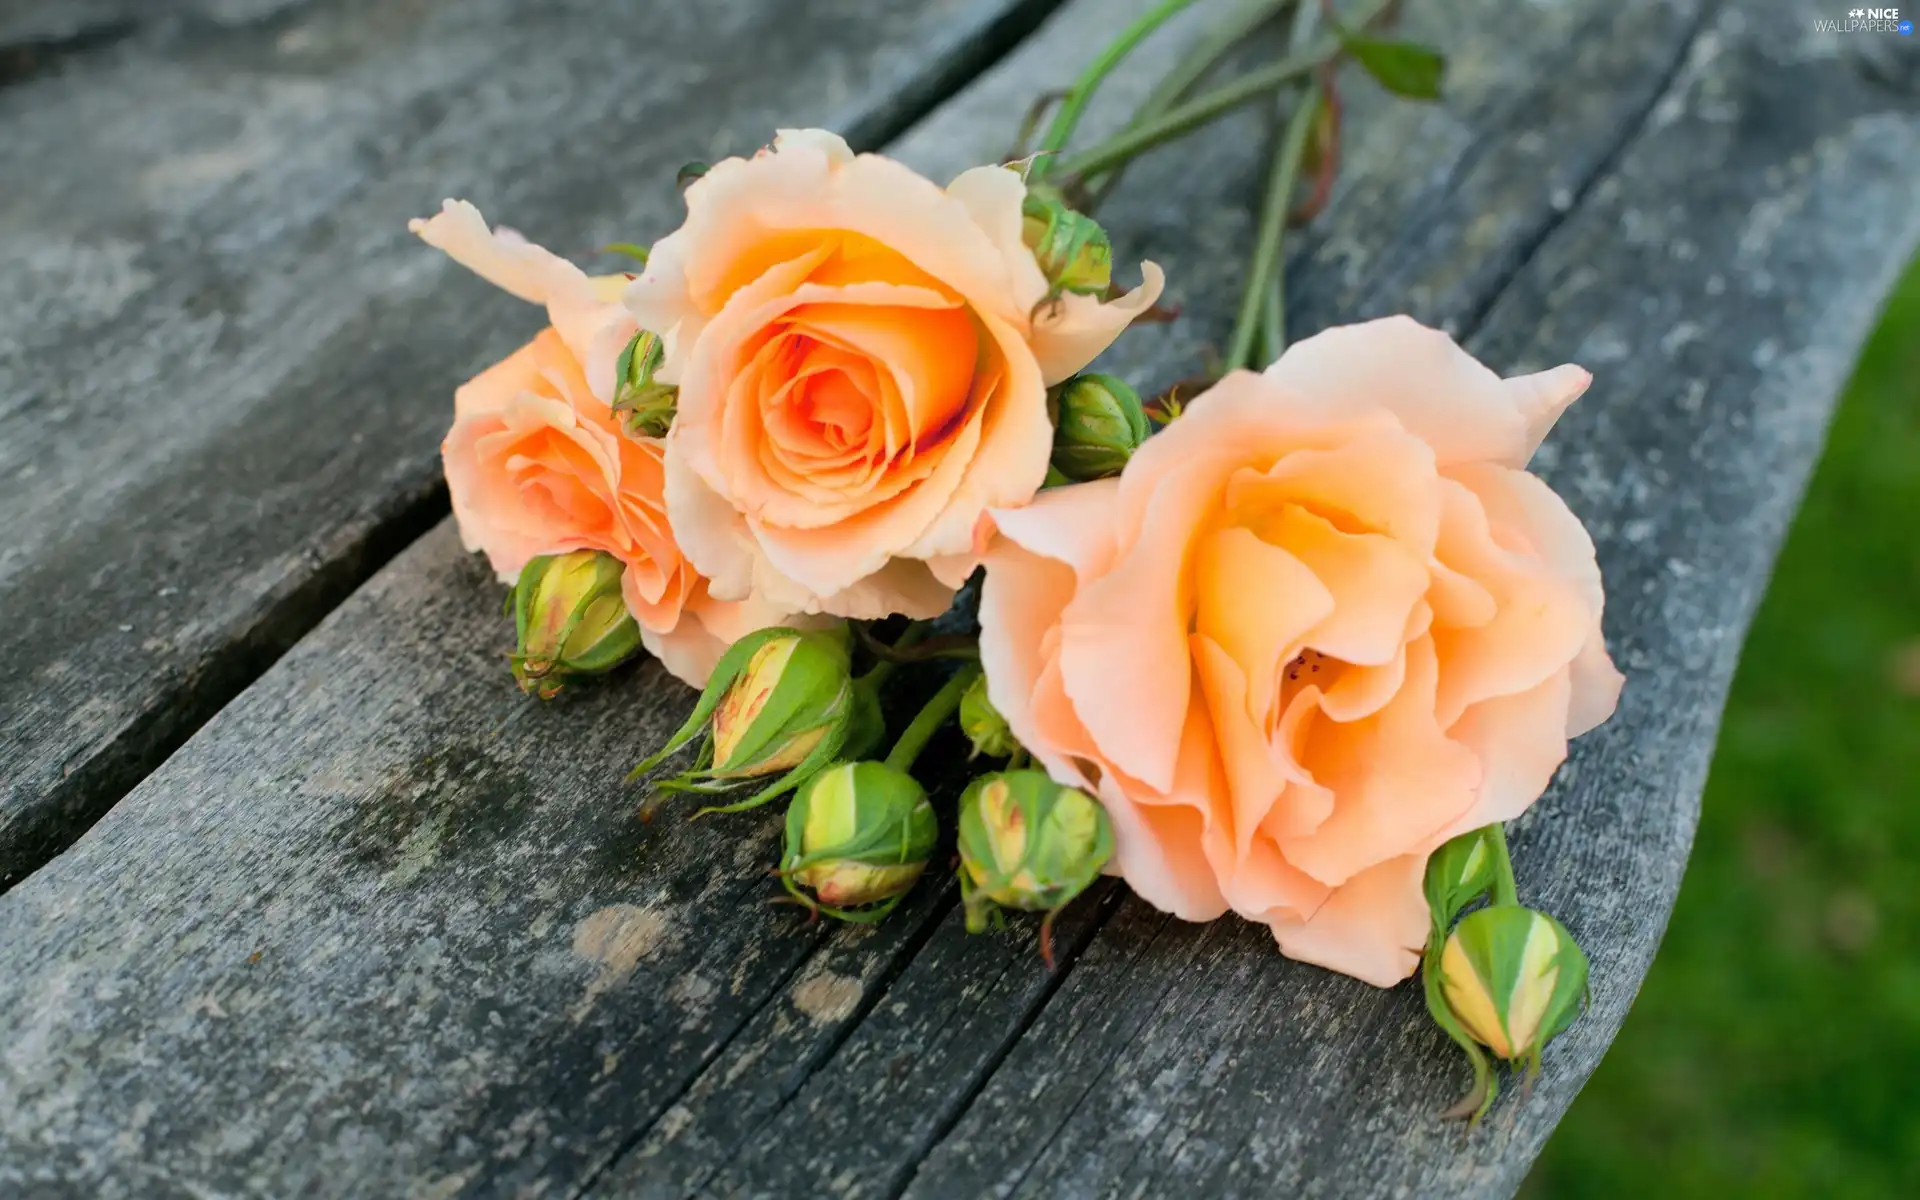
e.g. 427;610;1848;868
0;17;137;89
837;0;1069;155
697;886;967;1197
0;475;449;896
569;884;962;1199
881;2;1723;1188
1441;0;1718;343
0;0;324;90
955;906;1182;1200
561;917;836;1200
0;0;1076;899
884;881;1139;1200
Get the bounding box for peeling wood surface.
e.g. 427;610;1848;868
0;0;1062;887
2;0;1918;1196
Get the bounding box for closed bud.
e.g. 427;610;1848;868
612;328;677;437
957;770;1113;964
1438;906;1589;1074
629;626;856;816
1046;373;1149;482
781;762;938;921
958;674;1017;759
1021;186;1113;304
509;551;641;699
1423;827;1498;935
709;630;853;778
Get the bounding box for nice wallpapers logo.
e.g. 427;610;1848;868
1814;7;1915;32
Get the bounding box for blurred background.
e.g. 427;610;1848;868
1526;257;1920;1196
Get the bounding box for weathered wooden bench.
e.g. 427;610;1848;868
3;0;1916;1194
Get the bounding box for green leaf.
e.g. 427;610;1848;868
602;242;650;267
1341;36;1445;101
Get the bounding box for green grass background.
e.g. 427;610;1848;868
1524;259;1920;1195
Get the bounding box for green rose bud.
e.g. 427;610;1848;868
507;551;641;699
781;761;938;921
612;328;676;437
709;631;851;777
1423;827;1499;936
957;770;1113;965
958;674;1017;759
1439;907;1588;1070
628;626;856;815
1021;186;1113;305
1046;373;1149;482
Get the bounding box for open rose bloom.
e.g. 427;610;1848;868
626;129;1164;619
977;317;1623;986
415;201;791;686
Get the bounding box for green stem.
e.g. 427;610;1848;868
1256;256;1287;364
1030;0;1202;178
1054;0;1389;182
1052;44;1322;181
1086;0;1302;207
885;665;980;773
1253;2;1326;364
1224;84;1320;372
857;621;931;690
1487;821;1521;909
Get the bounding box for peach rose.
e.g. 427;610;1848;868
625;129;1165;620
414;202;792;686
976;317;1624;986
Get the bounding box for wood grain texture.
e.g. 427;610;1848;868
2;0;1917;1197
0;0;1064;888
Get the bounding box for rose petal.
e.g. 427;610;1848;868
1278;637;1480;886
1028;260;1167;385
1263;854;1429;987
1263;316;1532;467
1443;668;1573;834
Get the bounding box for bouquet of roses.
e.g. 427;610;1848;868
413;0;1621;1123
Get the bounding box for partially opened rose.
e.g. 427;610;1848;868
976;317;1623;986
414;202;792;686
626;129;1165;620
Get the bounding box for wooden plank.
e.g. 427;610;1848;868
0;0;1063;888
3;2;1916;1198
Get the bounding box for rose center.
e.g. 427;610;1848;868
1280;647;1346;709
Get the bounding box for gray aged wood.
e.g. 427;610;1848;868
2;0;1916;1197
0;0;1062;887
